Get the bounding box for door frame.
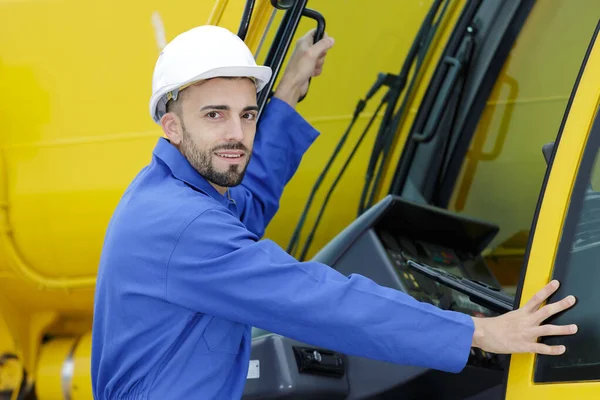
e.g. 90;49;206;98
504;20;600;398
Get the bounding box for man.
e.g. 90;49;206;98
91;25;577;399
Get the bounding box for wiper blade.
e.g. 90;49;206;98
406;259;514;314
430;26;477;200
389;0;483;200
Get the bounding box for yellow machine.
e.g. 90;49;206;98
1;0;600;398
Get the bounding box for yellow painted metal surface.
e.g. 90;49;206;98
36;337;78;400
504;23;600;399
0;354;22;399
34;331;92;400
70;332;93;400
0;0;249;290
208;0;275;54
0;291;29;395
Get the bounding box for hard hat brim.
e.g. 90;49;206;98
150;65;272;124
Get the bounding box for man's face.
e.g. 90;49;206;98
163;77;258;192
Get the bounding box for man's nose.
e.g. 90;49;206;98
225;118;245;141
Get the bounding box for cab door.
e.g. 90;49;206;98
505;20;600;399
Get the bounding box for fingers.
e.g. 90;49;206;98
302;28;317;42
531;323;578;338
526;324;577;355
522;280;560;312
313;58;325;76
530;342;566;356
303;28;329;42
309;35;334;58
298;28;330;48
534;295;577;324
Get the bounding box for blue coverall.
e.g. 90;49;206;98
91;97;475;399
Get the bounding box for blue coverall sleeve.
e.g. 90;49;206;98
229;97;319;238
165;207;476;374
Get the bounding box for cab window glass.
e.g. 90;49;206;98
534;111;600;383
446;0;600;291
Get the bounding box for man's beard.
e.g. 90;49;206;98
179;125;251;188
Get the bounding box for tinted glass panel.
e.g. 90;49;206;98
534;104;600;382
446;0;600;290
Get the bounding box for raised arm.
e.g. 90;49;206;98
229;30;335;237
229;97;319;237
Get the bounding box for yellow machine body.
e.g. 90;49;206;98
1;0;600;398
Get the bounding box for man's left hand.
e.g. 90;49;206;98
471;280;577;355
274;28;335;107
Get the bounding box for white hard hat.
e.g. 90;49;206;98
149;25;273;124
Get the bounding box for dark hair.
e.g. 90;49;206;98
165;95;183;118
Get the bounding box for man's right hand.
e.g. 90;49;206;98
471;280;577;355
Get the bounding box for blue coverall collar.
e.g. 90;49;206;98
152;137;231;205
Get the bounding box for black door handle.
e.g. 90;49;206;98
298;8;325;103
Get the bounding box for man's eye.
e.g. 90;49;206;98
243;113;257;120
207;111;220;118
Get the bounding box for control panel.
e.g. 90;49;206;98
379;233;507;370
318;194;512;373
380;233;499;318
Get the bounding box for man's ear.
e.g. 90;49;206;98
161;112;183;145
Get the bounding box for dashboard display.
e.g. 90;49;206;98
382;233;501;318
417;241;465;277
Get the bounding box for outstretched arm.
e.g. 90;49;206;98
165;207;579;371
229;30;335;237
165;206;475;373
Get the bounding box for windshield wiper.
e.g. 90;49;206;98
389;0;483;202
426;26;477;202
